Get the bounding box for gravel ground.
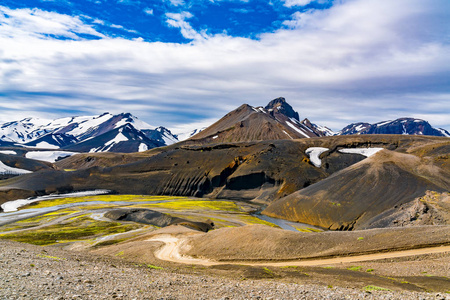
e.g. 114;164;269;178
1;240;449;300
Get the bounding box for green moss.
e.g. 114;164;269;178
147;264;163;270
133;200;240;212
16;212;71;224
357;237;364;240
322;266;335;269
0;217;141;245
347;266;362;271
23;195;192;209
280;266;299;269
37;254;65;261
366;268;374;272
263;267;274;276
363;285;391;292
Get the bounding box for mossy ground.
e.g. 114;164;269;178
23;195;193;209
0;194;311;246
0;216;142;245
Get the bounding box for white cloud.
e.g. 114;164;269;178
144;8;154;15
283;0;315;7
165;12;208;40
167;0;185;6
0;0;449;131
0;5;104;40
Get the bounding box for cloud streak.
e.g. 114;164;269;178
0;0;449;132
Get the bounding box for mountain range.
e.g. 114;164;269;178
0;97;449;230
0;113;179;153
0;98;448;154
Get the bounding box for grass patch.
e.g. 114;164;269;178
366;268;374;272
280;266;299;269
147;264;163;270
0;217;141;245
263;267;274;276
322;266;335;269
363;285;391;292
347;266;362;271
357;237;364;241
37;254;65;261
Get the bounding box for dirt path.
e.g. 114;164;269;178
148;235;450;267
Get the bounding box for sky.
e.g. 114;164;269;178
0;0;449;133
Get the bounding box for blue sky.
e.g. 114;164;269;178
0;0;449;133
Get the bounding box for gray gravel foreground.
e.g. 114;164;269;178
0;240;448;300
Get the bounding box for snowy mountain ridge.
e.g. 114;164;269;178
0;113;179;153
338;118;450;137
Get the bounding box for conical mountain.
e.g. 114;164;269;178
190;97;324;143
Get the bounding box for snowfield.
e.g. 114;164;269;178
25;151;78;163
0;161;32;175
0;150;17;155
338;148;384;157
305;147;329;168
0;190;110;213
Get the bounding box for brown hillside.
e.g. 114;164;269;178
263;148;450;230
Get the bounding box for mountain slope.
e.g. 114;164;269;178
64;124;165;153
190;97;323;143
263;143;450;230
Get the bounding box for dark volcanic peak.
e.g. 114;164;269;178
190;97;322;143
265;97;300;121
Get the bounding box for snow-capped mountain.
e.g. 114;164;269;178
0;113;179;153
66;124;165;153
338;118;450;137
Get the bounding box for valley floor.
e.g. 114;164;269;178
1;239;449;300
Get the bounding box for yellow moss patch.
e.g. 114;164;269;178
0;216;142;246
131;200;240;212
23;195;192;209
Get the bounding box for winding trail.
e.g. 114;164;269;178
148;235;450;267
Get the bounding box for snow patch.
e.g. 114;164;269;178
282;130;293;140
436;128;450;137
138;143;148;152
376;120;392;127
338;148;384;157
0;161;32;175
355;124;366;132
26;151;78;163
0;190;110;213
286;121;310;138
305;147;329;168
0;150;17;155
104;131;128;147
212;135;218;139
34;141;60;149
